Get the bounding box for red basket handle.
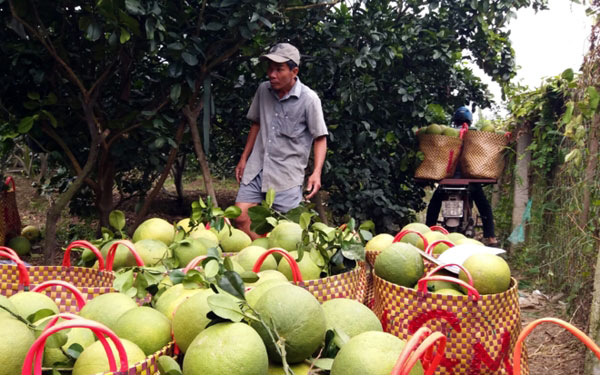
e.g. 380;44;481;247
459;123;469;139
4;176;16;192
105;240;145;271
393;230;429;251
513;318;600;375
31;281;87;311
425;263;473;285
252;248;303;283
429;226;449;235
424;239;455;256
417;275;480;300
0;246;21;258
392;326;447;375
23;316;128;375
0;249;30;288
62;240;105;270
182;255;208;274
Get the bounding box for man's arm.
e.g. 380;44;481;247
305;135;327;199
235;122;260;183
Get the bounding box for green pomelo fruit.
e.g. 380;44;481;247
455;238;484;246
235;246;278;272
434;288;465;296
442;127;460;137
0;317;36;375
21;225;41;241
36;318;95;368
251;237;270;249
459;253;511;295
421;279;461;293
172;288;215;353
176;218;206;236
158;355;182;375
72;338;146;375
79;292;137;331
252;284;327;364
481;124;496;132
99;240;138;270
322;298;382;347
173;238;210;268
330;331;423;375
218;227;252;253
190;228;219;244
133;217;175;245
246;279;289;307
183;322;268;375
8;236;31;256
365;233;394;252
427;124;443;135
247;270;289;287
400;222;431;234
422;231;449;254
374;243;424;288
154;284;202;320
268;363;312;375
0;295;17;319
134;239;170;266
399;232;421;248
8;291;59;322
277;251;322;281
268;221;303;252
446;232;466;243
114;306;172;355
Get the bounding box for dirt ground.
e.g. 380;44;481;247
6;174;589;374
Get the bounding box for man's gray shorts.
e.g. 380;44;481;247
236;171;302;213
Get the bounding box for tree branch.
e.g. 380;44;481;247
9;0;88;96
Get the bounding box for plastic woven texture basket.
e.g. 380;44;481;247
373;274;528;375
460;131;508;179
415;133;463;180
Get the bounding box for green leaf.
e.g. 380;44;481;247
182;52;198;66
167;42;184;50
125;0;145;15
341;243;365;261
313;358;334;370
587;86;600;112
561;68;574;82
217;271;246;300
223;206;241;219
207;293;244;322
113;269;135;292
27;308;56;324
205;22;223;31
204;259;219;278
109;210;126;231
220;0;239;6
65;343;84;360
169;269;185;285
265;188;276;207
299;212;312;230
18;116;35;133
170;84;181;102
86;21;102;41
120;28;131;44
27;92;40;100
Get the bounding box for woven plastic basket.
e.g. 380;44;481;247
373;263;528;375
460;131;509;179
415;133;463;180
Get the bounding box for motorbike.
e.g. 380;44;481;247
436;178;497;237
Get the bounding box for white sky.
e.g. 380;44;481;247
476;0;592;120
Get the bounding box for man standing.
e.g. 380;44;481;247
234;43;328;239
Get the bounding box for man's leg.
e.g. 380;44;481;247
425;188;444;227
234;172;264;239
470;184;497;243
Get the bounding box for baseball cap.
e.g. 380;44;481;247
260;43;300;66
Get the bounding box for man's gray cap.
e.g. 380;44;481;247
260;43;300;66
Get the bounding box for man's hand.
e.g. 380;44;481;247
305;173;321;200
235;159;246;184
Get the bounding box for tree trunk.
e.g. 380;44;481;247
311;190;329;225
586;241;600;375
186;110;218;207
581;113;599;226
43;104;103;262
95;155;116;232
510;121;532;253
134;122;187;228
173;153;186;206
